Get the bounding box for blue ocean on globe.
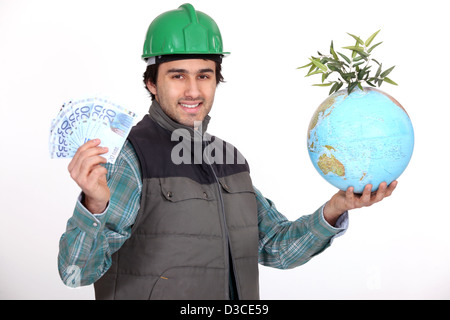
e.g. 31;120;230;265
307;87;414;193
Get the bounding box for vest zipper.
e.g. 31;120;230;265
202;139;241;300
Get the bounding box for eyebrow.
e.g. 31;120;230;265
166;68;215;74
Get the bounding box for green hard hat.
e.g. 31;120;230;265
142;3;229;60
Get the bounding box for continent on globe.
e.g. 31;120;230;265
307;91;346;142
318;153;345;177
307;87;414;193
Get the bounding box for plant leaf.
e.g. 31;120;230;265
329;81;344;95
330;41;339;61
347;33;365;45
329;82;339;95
368;41;383;53
321;72;331;83
357;69;366;80
305;69;323;77
337;52;351;64
356;50;370;59
328;64;340;72
348;81;359;94
342;45;365;53
313;82;333;87
352;40;359;59
297;62;313;69
365;30;381;47
383;77;398;85
342;72;356;79
310;58;328;72
375;63;382;78
380;65;395;78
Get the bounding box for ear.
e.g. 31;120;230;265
146;80;157;96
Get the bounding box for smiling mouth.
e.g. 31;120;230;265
180;103;201;109
178;101;204;114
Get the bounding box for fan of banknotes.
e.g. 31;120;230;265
49;97;137;164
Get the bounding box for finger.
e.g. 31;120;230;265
360;184;373;204
345;186;355;202
70;145;108;175
74;162;107;193
70;153;107;186
68;139;102;172
87;165;108;185
374;182;388;202
73;139;102;159
385;180;398;197
82;165;109;196
78;155;108;179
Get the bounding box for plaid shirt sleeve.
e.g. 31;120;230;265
58;141;142;287
256;187;348;269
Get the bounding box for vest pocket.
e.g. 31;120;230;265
160;177;214;202
218;173;255;195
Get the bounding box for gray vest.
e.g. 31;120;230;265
94;102;259;299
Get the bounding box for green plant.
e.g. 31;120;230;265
298;30;397;95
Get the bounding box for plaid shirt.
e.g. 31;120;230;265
58;140;348;287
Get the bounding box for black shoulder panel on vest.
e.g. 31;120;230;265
127;115;250;184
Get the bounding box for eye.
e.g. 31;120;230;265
198;74;211;80
172;74;184;80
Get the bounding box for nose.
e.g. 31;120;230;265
184;77;201;99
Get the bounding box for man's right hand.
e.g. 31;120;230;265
68;139;110;214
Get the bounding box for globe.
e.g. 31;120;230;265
307;87;414;193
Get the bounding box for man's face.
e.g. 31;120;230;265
147;59;217;127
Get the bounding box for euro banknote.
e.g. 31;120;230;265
49;97;137;164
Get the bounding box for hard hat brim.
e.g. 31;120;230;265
144;53;230;65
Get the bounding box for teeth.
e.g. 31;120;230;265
180;103;200;108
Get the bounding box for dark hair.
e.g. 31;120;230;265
143;60;225;100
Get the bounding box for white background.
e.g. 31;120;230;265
1;0;449;300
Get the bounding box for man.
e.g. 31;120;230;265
58;3;396;300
